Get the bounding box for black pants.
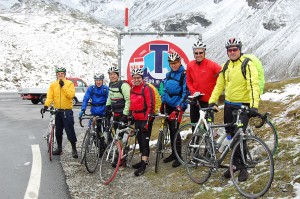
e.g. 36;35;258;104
55;110;77;145
224;103;249;166
165;104;181;156
135;120;153;156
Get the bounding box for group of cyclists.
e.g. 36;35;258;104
42;37;261;181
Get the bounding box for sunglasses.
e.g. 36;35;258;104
227;48;239;53
194;52;204;55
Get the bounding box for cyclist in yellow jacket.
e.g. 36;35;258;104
42;67;78;158
208;38;260;182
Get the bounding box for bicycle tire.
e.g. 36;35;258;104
48;126;55;161
229;136;274;198
248;119;278;156
84;130;101;173
99;141;122;185
155;131;164;173
173;123;197;165
124;136;137;168
80;129;90;164
185;129;212;184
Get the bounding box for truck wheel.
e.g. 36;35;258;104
31;99;39;104
40;95;47;104
72;98;77;106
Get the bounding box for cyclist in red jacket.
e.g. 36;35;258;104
186;40;221;124
129;67;155;176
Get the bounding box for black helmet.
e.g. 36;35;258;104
56;67;66;73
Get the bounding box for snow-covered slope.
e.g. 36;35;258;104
59;0;300;81
0;0;299;91
0;0;118;91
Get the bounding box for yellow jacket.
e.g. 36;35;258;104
44;78;75;109
209;56;260;108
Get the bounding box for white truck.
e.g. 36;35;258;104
18;77;88;105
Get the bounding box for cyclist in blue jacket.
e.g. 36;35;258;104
79;73;109;117
160;52;188;168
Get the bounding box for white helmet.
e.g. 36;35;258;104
168;52;181;62
225;38;242;49
192;40;206;51
108;66;119;74
94;73;104;80
131;68;144;76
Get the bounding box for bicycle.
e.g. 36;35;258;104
79;114;112;173
41;107;58;161
184;105;274;198
153;113;171;173
99;121;138;185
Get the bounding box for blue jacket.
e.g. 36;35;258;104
81;85;109;116
162;66;188;109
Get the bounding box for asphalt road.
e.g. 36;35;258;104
0;92;82;199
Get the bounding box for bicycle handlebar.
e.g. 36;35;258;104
78;114;108;127
40;108;57;119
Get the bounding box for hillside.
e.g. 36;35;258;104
61;77;300;198
1;0;300;91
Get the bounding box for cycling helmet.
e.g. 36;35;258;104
131;68;144;76
192;40;206;51
56;67;66;73
168;52;181;62
108;66;119;74
94;73;104;80
225;38;242;49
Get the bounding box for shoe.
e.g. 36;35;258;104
111;158;121;168
223;167;238;179
52;147;62;155
132;161;142;169
163;154;176;163
134;160;148;176
172;159;181;168
72;148;78;159
238;169;249;182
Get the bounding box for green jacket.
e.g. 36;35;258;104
106;81;131;115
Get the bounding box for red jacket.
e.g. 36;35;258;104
130;81;154;120
186;58;222;102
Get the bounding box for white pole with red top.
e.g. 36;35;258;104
124;0;129;32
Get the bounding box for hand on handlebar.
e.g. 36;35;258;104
248;107;259;118
41;106;48;114
208;103;220;112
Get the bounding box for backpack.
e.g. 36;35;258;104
131;83;162;114
109;80;131;96
147;83;162;114
221;54;265;94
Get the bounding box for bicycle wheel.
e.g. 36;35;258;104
48;126;55;161
173;123;196;165
185;128;212;184
247;119;278;156
99;141;122;185
123;136;137;168
155;131;164;173
80;129;89;164
84;130;100;173
229;136;274;198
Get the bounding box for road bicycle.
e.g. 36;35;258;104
41;107;58;161
174;95;278;166
79;114;112;173
184;105;274;198
99;121;138;185
153;113;171;173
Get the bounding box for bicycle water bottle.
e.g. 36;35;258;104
218;134;232;153
216;131;226;148
122;132;129;143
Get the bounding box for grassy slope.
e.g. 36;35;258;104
144;77;300;199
